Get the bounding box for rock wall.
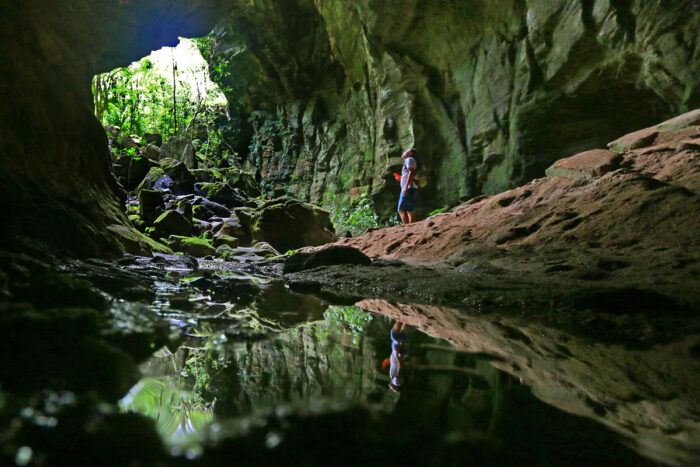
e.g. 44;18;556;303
207;0;699;217
1;1;698;256
0;1;224;257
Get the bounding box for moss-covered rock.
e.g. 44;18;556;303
213;234;240;249
252;199;337;252
106;223;173;255
167;235;216;257
138;189;165;225
152;210;191;238
194;182;246;208
219;168;261;197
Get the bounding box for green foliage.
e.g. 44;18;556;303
429;205;450;216
93;40;234;168
322;191;381;236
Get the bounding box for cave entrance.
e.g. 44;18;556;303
91;37;234;171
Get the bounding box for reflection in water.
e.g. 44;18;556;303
388;321;408;391
121;297;670;465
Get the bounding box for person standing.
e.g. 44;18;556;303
397;148;419;224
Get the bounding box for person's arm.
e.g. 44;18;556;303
403;168;415;194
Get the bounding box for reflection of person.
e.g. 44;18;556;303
397;148;418;224
388;321;408;391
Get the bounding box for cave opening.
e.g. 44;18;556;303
92;37;236;173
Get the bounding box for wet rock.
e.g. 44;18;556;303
153;210;191;237
283;246;371;273
253;241;280;257
194;182;247;208
138;189;165;225
193;204;216;220
218;216;249;240
159;158;196;195
150;252;198;271
219;167;261;197
213;235;240;249
143;143;160;161
253;199;337;252
198;197;231;218
160;136;197;169
167;235;216;257
545;150;621;180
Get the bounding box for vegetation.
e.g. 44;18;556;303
322;191;400;236
92;39;234;166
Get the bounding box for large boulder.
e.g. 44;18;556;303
219;168;261;197
283;245;372;273
138;189;165;225
167;235;216;257
160;136;197;169
126;156;159;190
152;210;191;238
252;199;337;252
136;162;196;193
194;182;247;208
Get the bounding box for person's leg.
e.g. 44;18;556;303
407;211;415;223
398;210;409;224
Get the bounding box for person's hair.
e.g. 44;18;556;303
402;147;415;158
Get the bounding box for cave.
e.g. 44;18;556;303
1;1;699;465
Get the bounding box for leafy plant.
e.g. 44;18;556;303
322;191;381;236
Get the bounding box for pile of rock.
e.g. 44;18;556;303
110;128;337;258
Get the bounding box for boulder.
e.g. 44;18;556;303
160;136;197;169
213;235;240;249
152;210;191;237
218;216;248;239
193;204;216;221
194;182;247;208
197;197;231;218
545;150;621;180
144;144;161;161
138;189;165;225
252;199;337;252
136;167;171;193
127;156;159;190
167;235;216;257
283;245;372;273
143;133;163;147
219;168;262;197
159;158;196;195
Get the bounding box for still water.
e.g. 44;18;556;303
120;280;676;465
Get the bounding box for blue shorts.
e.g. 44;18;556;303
398;188;419;212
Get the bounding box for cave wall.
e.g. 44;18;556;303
0;0;225;257
207;0;699;216
1;1;698;257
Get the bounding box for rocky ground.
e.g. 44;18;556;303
104;128;337;258
289;110;700;312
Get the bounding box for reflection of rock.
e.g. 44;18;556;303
355;299;700;466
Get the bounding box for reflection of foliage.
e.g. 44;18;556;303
323;306;373;336
119;378;212;448
181;326;228;400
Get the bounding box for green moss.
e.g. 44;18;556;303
106;223;173;255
